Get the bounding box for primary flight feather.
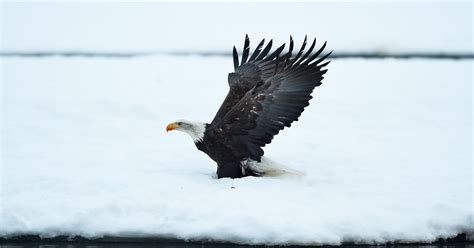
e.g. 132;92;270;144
166;35;331;178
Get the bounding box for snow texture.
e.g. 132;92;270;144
1;56;472;245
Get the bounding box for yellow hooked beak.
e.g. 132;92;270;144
166;123;178;132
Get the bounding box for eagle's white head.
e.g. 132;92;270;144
166;120;206;143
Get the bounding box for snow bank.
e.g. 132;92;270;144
1;56;472;245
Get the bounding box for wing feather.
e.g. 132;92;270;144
232;46;239;70
255;40;273;60
241;34;250;65
212;37;285;124
249;39;265;61
212;39;331;161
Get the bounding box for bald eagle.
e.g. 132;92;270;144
166;35;331;178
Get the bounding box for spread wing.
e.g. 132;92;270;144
211;35;293;125
211;37;331;161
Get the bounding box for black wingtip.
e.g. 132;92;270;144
286;35;307;68
288;36;294;56
256;39;273;60
269;43;286;60
279;36;294;73
249;38;265;62
295;38;316;66
233;46;239;70
241;35;250;65
315;50;333;65
297;36;308;56
311;38;317;50
327;50;333;57
318;60;331;68
303;40;328;66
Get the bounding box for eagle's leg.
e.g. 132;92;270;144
216;162;244;179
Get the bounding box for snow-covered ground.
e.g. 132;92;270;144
1;55;472;245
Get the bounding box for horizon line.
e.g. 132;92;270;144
1;50;473;60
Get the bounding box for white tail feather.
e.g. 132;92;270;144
242;157;305;177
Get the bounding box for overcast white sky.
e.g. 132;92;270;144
1;1;472;52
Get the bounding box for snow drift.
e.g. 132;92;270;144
1;56;472;245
